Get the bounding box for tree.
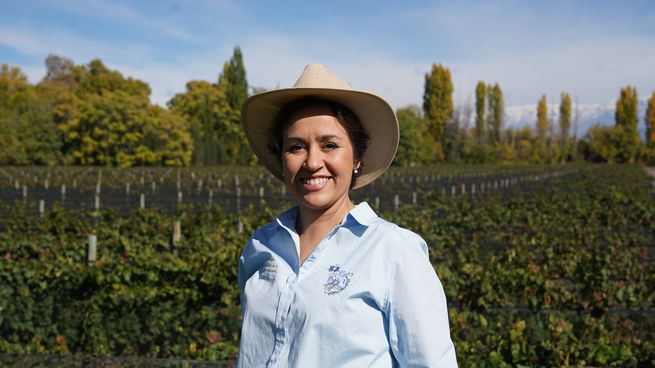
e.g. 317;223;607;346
169;80;232;165
423;63;453;160
393;105;437;166
581;124;621;163
475;81;487;147
60;90;191;166
487;83;504;145
644;92;655;162
221;47;248;111
536;95;548;161
0;65;62;165
615;86;640;162
559;92;572;162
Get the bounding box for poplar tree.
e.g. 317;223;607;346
644;92;655;162
646;92;655;149
559;92;572;161
488;83;504;144
222;47;248;111
423;63;453;159
536;95;548;160
615;86;640;162
475;81;487;146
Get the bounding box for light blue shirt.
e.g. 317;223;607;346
237;202;458;367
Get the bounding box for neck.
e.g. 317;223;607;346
296;196;355;236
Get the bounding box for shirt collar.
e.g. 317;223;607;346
344;201;377;227
275;201;377;232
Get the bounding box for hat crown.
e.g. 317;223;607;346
292;64;352;90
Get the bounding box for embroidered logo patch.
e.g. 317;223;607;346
259;257;277;281
323;265;353;295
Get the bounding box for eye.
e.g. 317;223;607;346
323;142;339;150
288;144;305;153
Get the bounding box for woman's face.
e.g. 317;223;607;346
282;105;359;213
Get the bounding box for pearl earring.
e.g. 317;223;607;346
353;168;359;174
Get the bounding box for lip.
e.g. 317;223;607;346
299;176;331;191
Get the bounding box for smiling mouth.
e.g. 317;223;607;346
302;177;331;186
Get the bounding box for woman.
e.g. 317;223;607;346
238;64;457;367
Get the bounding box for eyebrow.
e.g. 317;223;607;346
284;134;343;143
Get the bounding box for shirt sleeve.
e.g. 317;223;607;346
385;230;458;368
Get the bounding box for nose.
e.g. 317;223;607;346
303;145;324;171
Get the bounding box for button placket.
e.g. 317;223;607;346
267;273;298;367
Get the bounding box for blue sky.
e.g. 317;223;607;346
1;0;653;109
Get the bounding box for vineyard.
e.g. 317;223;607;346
0;164;654;367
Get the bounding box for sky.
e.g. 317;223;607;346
1;0;654;110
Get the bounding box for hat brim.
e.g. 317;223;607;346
242;87;399;190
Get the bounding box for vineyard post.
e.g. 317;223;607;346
412;191;417;205
238;219;244;233
451;185;456;197
61;184;66;204
178;191;183;206
472;183;476;195
39;199;45;219
44;178;49;190
236;187;242;212
374;197;380;210
22;185;27;203
259;186;264;209
172;220;181;254
151;181;156;194
126;183;130;197
461;183;466;195
394;194;399;213
140;193;145;209
87;233;97;265
208;189;213;207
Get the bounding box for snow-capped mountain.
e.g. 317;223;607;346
505;99;649;137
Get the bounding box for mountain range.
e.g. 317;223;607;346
504;99;649;138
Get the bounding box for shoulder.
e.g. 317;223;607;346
242;219;279;257
370;216;429;258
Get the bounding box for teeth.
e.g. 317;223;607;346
305;177;329;185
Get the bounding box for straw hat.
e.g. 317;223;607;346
241;64;399;190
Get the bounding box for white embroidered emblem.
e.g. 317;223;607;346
259;257;277;281
323;265;353;295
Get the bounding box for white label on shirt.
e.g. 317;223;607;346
259;257;277;281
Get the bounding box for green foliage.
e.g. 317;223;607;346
536;95;549;161
0;65;62;165
559;92;572;161
1;164;653;366
614;86;641;163
475;81;487;146
222;47;248;111
646;92;655;163
168;78;253;166
487;83;504;144
393;105;437;166
423;64;453;159
580;124;622;163
58;90;192;166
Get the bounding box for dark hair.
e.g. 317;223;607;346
267;97;370;188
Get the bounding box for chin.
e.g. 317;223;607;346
296;192;348;212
